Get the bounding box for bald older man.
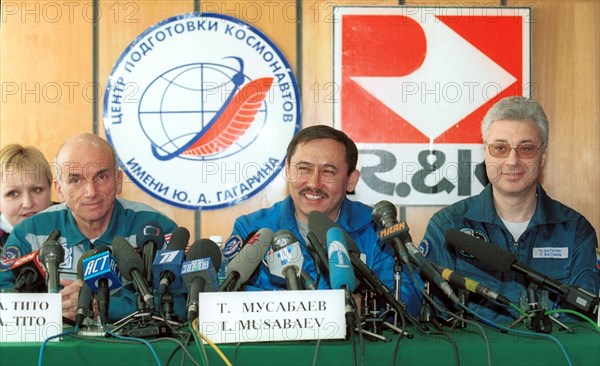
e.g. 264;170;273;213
0;133;177;322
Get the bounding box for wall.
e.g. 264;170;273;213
2;0;598;244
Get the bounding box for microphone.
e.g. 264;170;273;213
373;200;460;304
82;246;122;326
326;227;357;333
307;210;363;288
136;221;164;286
181;239;222;321
300;272;317;290
75;249;98;328
326;227;356;292
372;201;410;265
111;236;155;310
38;229;63;293
266;229;304;290
10;250;46;293
445;229;600;314
153;226;190;296
218;228;273;292
307;212;409;317
432;263;510;305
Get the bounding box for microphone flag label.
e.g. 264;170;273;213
152;250;185;291
82;251;122;292
334;6;531;205
104;12;300;210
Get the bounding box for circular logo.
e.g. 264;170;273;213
104;13;300;210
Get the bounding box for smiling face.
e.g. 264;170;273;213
1;169;52;227
285;138;360;224
55;135;123;234
484;119;547;198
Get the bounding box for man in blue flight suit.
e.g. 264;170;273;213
422;96;599;323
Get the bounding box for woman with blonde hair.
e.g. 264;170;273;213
1;144;53;248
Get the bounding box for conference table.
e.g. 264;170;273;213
0;323;598;365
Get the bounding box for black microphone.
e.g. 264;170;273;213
136;221;164;286
432;263;510;305
181;239;221;321
373;200;460;304
266;229;303;290
307;210;363;288
445;229;600;314
307;214;413;322
153;226;190;296
111;236;155;310
10;250;46;293
39;229;64;293
218;228;273;292
82;246;121;327
372;202;411;265
76;249;98;328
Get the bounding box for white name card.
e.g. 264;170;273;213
0;293;63;342
198;289;346;343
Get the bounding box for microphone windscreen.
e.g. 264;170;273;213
308;211;361;253
444;229;516;272
326;227;356;292
136;221;164;248
186;239;222;270
111;236;144;280
167;227;190;251
227;228;273;283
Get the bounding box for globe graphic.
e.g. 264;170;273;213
138;62;267;161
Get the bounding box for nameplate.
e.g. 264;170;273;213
0;293;62;342
198;289;346;343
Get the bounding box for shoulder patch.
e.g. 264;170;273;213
417;240;430;257
222;234;243;260
0;246;21;271
454;228;490;258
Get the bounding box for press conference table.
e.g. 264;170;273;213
0;325;598;366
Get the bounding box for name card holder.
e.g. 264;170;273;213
198;289;346;344
0;293;62;342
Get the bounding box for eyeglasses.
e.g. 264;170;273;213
485;142;542;159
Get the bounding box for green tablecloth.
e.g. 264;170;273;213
0;325;598;365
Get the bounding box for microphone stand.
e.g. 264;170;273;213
446;289;469;331
112;291;181;337
509;282;572;334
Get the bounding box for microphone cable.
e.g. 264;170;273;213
401;263;463;366
102;328;163;366
191;318;232;366
457;302;574;366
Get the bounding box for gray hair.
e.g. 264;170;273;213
481;96;549;148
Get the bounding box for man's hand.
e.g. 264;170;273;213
59;278;82;322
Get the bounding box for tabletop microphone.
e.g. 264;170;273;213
445;229;600;314
76;249;99;328
136;221;164;286
82;246;122;326
307;210;363;287
373;200;460;304
38;229;63;293
181;239;221;321
112;236;155;311
327;227;356;292
218;228;273;292
432;263;510;305
153;226;189;296
11;250;46;293
267;229;304;290
327;226;357;332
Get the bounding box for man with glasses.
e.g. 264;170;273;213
422;96;598;323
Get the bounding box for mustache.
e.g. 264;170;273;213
299;188;329;198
